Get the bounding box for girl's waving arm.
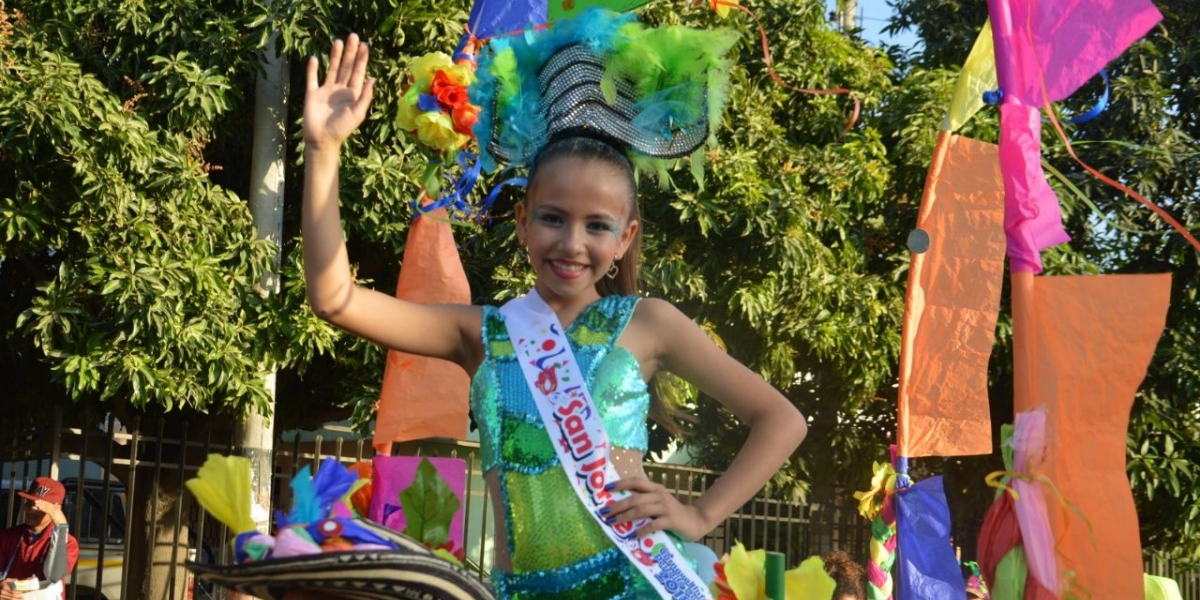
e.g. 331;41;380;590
302;36;481;369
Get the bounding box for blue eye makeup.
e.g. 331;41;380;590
587;221;620;236
529;207;621;238
530;209;564;226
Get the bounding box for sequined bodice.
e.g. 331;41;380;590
468;294;655;599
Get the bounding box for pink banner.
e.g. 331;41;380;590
368;455;467;555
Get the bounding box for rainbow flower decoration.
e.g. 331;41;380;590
396;52;481;154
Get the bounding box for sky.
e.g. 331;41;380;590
824;0;922;50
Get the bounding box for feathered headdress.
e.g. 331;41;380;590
470;8;738;185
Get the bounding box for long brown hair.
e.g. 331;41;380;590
526;135;682;436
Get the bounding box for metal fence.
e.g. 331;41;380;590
3;407;1198;600
2;408;873;600
1147;552;1200;600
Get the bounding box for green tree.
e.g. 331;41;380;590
885;0;1200;565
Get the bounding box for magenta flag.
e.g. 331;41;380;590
986;0;1162;272
990;0;1162;107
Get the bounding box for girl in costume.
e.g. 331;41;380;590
301;9;807;599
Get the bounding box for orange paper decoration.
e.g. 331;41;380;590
1011;272;1171;599
897;132;1007;458
373;208;472;453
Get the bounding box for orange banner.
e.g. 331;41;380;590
897;132;1007;457
1012;272;1171;599
373;209;472;453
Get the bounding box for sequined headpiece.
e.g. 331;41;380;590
470;8;738;181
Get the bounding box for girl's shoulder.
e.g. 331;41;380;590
627;296;697;350
629;296;687;327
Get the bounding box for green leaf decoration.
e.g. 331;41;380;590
399;458;460;548
422;161;444;198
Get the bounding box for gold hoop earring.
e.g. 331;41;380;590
606;263;620;279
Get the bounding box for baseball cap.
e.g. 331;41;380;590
17;477;66;505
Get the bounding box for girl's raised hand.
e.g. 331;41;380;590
602;476;712;542
304;35;376;150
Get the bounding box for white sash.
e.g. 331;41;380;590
500;290;712;600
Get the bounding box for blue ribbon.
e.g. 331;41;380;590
413;151;483;218
1069;69;1110;124
480;175;527;215
413;153;528;223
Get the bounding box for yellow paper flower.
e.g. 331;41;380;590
185;454;256;534
395;85;423;131
410;52;454;83
442;62;475;86
415;111;468;152
709;0;732;18
853;461;897;520
785;556;836;600
724;543;766;600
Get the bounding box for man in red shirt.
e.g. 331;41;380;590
0;477;79;600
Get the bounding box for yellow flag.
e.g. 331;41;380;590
948;20;998;131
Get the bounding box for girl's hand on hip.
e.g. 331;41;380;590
303;34;376;150
603;475;710;542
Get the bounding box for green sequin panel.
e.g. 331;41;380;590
490;339;515;357
510;570;627;600
506;469;612;572
500;418;557;469
568;324;610;347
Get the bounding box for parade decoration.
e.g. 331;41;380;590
710;543;836;600
854;456;899;600
894;132;1006;459
368;455;468;564
876;0;1199;595
372;203;473;448
894;475;965;598
1007;273;1169;598
184;455;492;600
396;52;481;154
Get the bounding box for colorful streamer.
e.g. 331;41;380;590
867;510;897;600
855;456;900;600
986;0;1164;272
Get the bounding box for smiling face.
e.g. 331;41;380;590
517;155;639;308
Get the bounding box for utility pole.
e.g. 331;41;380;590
840;0;859;31
233;27;288;600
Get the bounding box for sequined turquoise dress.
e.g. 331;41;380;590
470;295;658;599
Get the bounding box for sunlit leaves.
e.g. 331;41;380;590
1;8;277;415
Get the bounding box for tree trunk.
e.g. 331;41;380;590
123;416;195;600
228;24;289;600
